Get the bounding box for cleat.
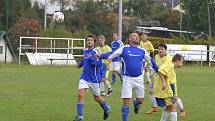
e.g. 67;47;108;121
145;107;158;114
180;110;186;117
73;116;83;121
107;89;112;97
111;81;116;85
103;106;110;120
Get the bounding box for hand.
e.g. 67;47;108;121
106;64;110;70
94;54;100;60
76;64;80;69
87;54;92;58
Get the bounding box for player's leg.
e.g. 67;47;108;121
133;75;145;114
73;79;88;121
145;87;158;114
155;98;169;121
145;66;151;84
104;70;112;97
111;62;117;84
100;64;107;96
173;96;186;117
165;98;177;121
121;76;132;121
90;82;110;120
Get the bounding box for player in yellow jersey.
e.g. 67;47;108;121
153;54;184;121
139;33;154;84
97;35;112;97
146;44;186;116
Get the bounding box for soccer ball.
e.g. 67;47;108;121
53;12;64;22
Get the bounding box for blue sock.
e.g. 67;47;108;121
133;99;139;107
77;103;83;116
112;73;116;83
121;105;129;121
100;101;109;112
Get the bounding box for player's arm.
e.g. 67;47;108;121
159;72;166;90
76;59;84;68
107;46;124;70
148;42;154;53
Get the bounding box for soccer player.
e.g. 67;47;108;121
97;35;113;97
139;33;154;84
73;34;110;121
147;44;186;116
110;33;124;84
145;44;171;114
153;54;184;121
107;33;152;121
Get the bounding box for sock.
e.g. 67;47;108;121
104;81;112;90
149;94;157;107
100;82;105;92
170;112;177;121
121;105;129;121
77;103;83;117
175;98;184;112
146;72;151;84
100;101;109;112
112;73;116;83
160;110;169;121
133;99;139;107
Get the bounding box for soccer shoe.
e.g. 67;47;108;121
180;110;186;117
145;107;158;114
107;89;112;97
73;116;83;121
103;106;110;120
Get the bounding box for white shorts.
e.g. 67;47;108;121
78;79;101;96
111;62;121;72
121;75;145;99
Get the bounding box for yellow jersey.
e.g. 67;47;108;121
153;62;176;98
97;45;111;65
139;41;154;55
155;54;172;67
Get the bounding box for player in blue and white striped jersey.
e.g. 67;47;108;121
107;33;152;121
73;34;110;121
110;33;124;84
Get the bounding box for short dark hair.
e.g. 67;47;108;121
85;34;97;42
172;54;184;62
159;44;167;50
142;32;147;36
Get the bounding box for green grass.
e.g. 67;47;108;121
0;64;215;121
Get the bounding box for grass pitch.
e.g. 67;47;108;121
0;64;215;121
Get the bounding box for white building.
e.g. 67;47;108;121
0;31;14;62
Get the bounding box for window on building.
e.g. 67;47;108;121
0;46;3;54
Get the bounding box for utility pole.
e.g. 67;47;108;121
44;0;47;29
118;0;123;41
207;1;212;36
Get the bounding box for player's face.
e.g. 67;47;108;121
142;35;147;42
175;58;184;68
86;37;95;48
129;33;139;45
113;33;118;41
99;38;105;47
158;47;167;57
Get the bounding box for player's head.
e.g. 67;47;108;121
142;33;148;42
172;54;184;68
98;35;106;47
112;33;118;41
158;44;167;57
86;34;97;48
129;32;140;45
